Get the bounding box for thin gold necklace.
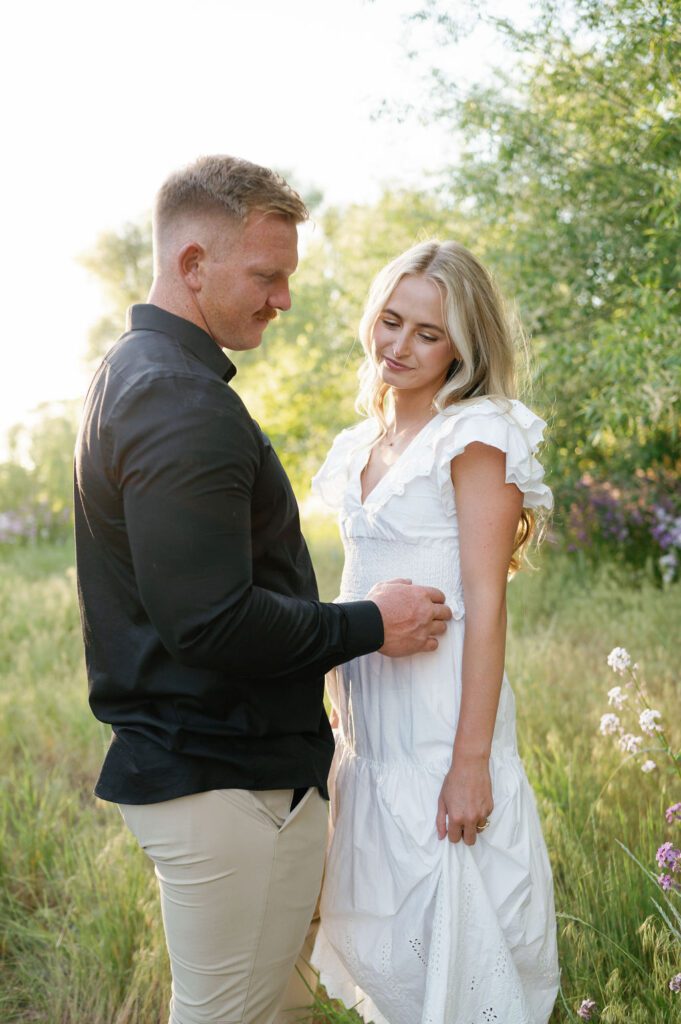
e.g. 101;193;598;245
380;412;435;448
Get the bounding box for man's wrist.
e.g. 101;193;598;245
339;600;384;658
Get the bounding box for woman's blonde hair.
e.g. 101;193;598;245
356;239;537;573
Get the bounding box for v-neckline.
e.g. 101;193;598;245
358;414;441;507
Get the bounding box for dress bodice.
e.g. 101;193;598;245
313;397;552;616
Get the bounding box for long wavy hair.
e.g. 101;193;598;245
355;239;537;573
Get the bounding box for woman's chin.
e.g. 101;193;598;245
379;367;416;389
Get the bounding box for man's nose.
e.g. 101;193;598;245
269;283;292;312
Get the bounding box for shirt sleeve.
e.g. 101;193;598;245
109;374;383;678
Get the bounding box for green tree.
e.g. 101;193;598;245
78;189;460;492
80;218;153;363
0;402;78;543
412;0;681;492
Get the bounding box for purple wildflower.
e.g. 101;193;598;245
656;843;681;872
577;998;597;1020
670;973;681;993
665;803;681;825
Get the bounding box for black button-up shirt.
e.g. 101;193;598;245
74;304;383;804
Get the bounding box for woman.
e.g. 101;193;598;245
310;241;560;1024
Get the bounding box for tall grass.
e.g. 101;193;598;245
0;531;679;1022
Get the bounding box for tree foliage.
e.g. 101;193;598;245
415;0;681;491
77;0;680;558
80;218;153;363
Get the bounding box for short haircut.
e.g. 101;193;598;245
154;155;309;230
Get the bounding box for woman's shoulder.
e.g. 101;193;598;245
332;417;379;446
428;397;552;510
311;418;378;510
437;396;546;432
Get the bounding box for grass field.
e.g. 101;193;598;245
0;525;679;1023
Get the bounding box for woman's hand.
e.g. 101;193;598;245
436;754;493;845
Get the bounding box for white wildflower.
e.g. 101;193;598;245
599;713;621;736
607;647;632;674
641;760;657;773
618;733;643;754
639;709;662;736
659;551;678;585
607;686;627;709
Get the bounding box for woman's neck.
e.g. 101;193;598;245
390;388;438;430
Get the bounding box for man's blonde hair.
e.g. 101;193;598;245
154;155;309;230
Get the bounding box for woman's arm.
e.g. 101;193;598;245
326;667;340;728
436;441;523;845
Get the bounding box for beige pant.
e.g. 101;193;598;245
119;787;327;1024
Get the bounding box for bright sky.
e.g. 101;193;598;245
0;0;518;442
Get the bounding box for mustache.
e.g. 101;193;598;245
256;309;278;322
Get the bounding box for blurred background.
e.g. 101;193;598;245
1;2;679;1022
2;0;678;576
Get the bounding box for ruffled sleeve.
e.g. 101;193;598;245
427;398;553;515
311;419;378;511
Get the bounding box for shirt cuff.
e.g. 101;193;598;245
338;600;384;660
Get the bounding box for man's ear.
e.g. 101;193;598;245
178;242;204;292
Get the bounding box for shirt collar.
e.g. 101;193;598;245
128;304;237;383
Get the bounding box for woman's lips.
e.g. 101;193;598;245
383;355;412;371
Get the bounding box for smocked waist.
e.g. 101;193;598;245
339;535;464;616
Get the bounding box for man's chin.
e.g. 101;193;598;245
218;319;273;351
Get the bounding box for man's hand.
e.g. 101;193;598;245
367;579;452;657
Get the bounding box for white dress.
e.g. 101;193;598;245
310;398;560;1024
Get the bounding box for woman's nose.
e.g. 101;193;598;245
392;330;410;356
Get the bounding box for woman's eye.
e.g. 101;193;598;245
381;319;400;329
418;333;438;342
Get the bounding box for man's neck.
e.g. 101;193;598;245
147;280;202;328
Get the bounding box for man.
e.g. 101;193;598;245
74;155;451;1024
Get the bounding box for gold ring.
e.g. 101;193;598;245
475;820;490;832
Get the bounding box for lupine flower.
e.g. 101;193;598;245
639;709;662;736
665;802;681;825
577;998;597;1020
599;713;620;736
641;760;657;773
618;733;643;754
658;873;679;892
670;973;681;993
607;647;631;674
656;842;681;872
607;686;628;709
